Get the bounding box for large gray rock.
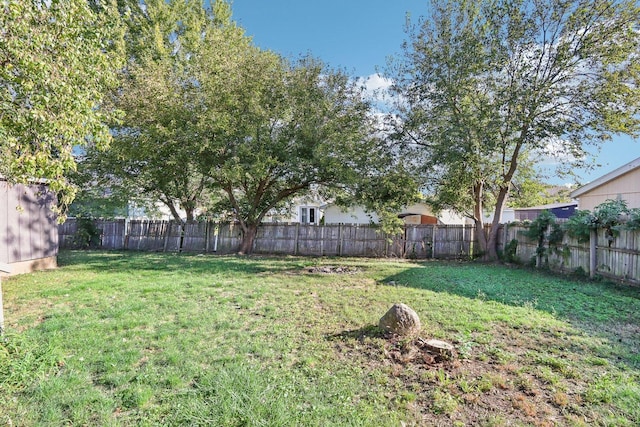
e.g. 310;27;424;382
379;303;421;336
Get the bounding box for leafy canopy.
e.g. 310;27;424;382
0;0;124;210
388;0;640;258
77;0;233;221
75;0;417;253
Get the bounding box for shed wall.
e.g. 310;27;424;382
0;180;58;275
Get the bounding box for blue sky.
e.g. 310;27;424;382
230;0;639;186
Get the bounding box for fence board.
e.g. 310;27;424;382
98;219;125;250
182;222;207;252
214;223;242;254
255;223;297;254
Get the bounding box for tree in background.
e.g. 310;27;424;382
75;0;227;222
508;179;574;209
388;0;640;259
201;55;406;253
76;0;416;252
0;0;124;212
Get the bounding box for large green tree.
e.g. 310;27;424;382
80;0;413;252
388;0;640;259
200;55;391;253
76;0;223;221
0;0;124;210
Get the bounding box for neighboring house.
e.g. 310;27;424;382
126;201;189;221
513;202;578;221
262;194;326;225
483;208;516;224
323;203;470;226
570;156;640;211
0;178;58;276
323;204;378;225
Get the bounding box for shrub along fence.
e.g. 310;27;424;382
58;218;640;284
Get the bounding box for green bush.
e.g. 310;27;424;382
626;208;640;231
501;239;519;264
564;209;596;243
73;217;102;248
564;199;632;244
522;210;563;267
594;200;629;245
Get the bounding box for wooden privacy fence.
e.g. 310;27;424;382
505;225;640;285
58;219;640;284
59;219;478;259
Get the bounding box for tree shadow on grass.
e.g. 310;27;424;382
325;324;386;342
57;250;302;276
381;261;640;368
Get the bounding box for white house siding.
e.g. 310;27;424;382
262;199;325;225
483;208;516;224
323;205;379;224
324;203;470;226
437;209;472;225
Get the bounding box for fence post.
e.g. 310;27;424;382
294;223;299;255
460;225;465;257
384;232;389;257
589;228;597;279
338;224;343;257
502;223;508;256
122;218;128;250
402;226;407;258
214;223;220;252
432;224;437;259
163;221;170;252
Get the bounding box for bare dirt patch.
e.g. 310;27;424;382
328;326;599;426
304;266;361;274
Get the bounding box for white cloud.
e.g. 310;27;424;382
362;73;393;93
536;136;580;164
357;74;395;108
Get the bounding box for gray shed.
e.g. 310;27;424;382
0;178;58;276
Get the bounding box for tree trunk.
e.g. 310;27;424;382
162;198;183;223
472;182;490;258
486;225;500;260
475;219;489;258
485;185;510;261
238;223;258;255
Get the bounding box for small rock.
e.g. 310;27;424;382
379;303;421;336
420;338;456;360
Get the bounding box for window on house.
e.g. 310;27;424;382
301;207;316;224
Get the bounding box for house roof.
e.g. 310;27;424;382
514;202;577;211
571;156;640;198
0;175;50;185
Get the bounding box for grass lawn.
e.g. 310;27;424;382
1;251;639;426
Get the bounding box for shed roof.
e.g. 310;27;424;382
514;202;577;211
571;156;640;198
